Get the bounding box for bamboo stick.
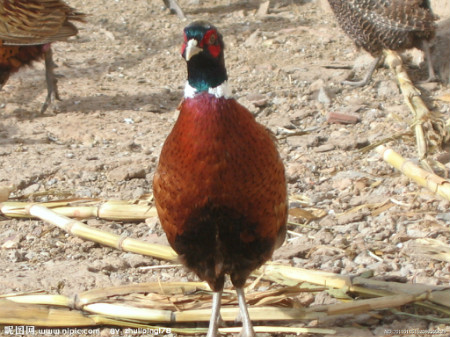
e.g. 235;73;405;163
384;50;448;158
0;299;336;334
1;292;429;326
28;205;177;261
77;282;209;306
258;264;450;308
4;294;71;307
376;145;450;201
255;263;352;289
0;199;157;221
85;303;174;322
220;326;336;335
22;204;450;310
0;300;95;327
310;293;424;316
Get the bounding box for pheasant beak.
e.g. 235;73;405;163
184;39;202;61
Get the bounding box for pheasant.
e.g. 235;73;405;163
153;21;287;337
327;0;437;86
0;0;84;113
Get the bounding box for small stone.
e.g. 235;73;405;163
327;110;360;124
317;86;332;105
122;253;149;268
22;183;40;195
244;29;260;47
247;93;268;107
256;1;270;17
337;211;368;226
436;151;450;164
7;250;25;262
314;144;335;152
107;164;147;182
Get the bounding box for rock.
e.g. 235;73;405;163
7;250;25;262
247;93;268;107
244;29;260;47
317;86;332;105
22;183;40;195
436;151;450;164
337;211;369;226
256;1;270;17
107;164;147;182
285;162;306;183
121;253;150;268
272;237;313;260
314;143;335;152
327;110;360;124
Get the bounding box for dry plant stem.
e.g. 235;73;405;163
27;205;177;261
1;292;430;326
0;300;96;326
5;294;70;307
0;298;336;334
85;303;173;322
0;199;157;221
78;282;209;306
257;264;449;308
376;145;450;201
384;49;447;159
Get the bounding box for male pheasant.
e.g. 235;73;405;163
153;21;287;337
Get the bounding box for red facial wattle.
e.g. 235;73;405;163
200;29;221;58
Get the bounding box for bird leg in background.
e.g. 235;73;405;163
206;290;223;337
342;55;381;87
419;41;438;83
162;0;186;19
41;48;60;114
236;287;255;337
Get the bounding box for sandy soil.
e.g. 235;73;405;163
1;0;449;336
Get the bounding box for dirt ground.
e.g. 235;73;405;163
1;0;450;336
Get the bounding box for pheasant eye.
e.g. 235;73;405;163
209;34;217;45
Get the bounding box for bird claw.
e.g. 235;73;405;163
40;89;61;114
417;75;439;85
341;78;371;87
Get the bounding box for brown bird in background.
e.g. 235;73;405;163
327;0;437;86
0;0;84;113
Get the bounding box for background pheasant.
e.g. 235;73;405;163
0;0;84;113
327;0;437;86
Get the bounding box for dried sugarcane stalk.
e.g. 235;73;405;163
0;198;157;221
0;185;14;202
0;286;434;328
0;300;96;326
77;282;209;306
376;145;450;201
28;204;177;261
0;295;336;334
23;204;450;309
5;294;71;307
384;49;449;159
